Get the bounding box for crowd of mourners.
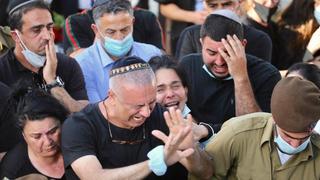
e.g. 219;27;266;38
0;0;319;179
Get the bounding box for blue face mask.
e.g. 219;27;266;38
314;7;320;24
274;129;310;155
103;33;134;58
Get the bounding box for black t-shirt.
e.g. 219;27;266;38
61;103;187;180
179;54;281;132
154;0;195;54
0;141;66;179
0;49;88;101
0;49;88;152
63;8;163;54
176;24;272;62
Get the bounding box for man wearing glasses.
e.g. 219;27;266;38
61;56;198;179
184;77;320;179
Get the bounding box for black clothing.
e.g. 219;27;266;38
0;49;88;152
0;141;66;179
155;0;195;55
176;24;272;61
0;82;20;153
63;8;163;54
0;49;88;100
179;53;281;132
61;103;187;179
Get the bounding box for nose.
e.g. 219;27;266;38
215;54;226;66
114;31;125;41
139;105;151;118
165;88;175;98
43;135;53;146
41;28;52;40
288;139;303;148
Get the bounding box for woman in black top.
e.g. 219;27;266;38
0;83;69;179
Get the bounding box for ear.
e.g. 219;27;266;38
108;90;116;105
132;16;135;24
91;24;101;39
10;30;20;43
242;39;247;48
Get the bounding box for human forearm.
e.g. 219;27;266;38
181;144;213;179
50;87;88;113
234;77;261;116
160;4;206;24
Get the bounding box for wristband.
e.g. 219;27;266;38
147;145;167;176
198;122;214;143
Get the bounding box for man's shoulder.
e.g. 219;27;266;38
246;54;279;74
132;42;162;59
67;10;92;25
74;42;100;63
183;24;201;34
180;53;202;66
63;104;99;128
222;112;272;135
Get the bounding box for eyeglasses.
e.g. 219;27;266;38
107;120;146;145
103;101;146;145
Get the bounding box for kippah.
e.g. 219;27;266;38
271;77;320;133
7;0;38;15
211;9;242;25
109;56;149;77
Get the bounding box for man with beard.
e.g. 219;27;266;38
179;10;281;132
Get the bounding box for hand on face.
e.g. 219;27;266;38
43;33;57;84
218;34;248;81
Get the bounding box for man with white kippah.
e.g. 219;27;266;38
176;0;273;62
179;9;281;133
61;56;205;179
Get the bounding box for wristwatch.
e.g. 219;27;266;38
45;76;64;91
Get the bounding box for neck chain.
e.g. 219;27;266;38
102;101;146;145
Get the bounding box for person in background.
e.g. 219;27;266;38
74;0;162;103
63;0;163;56
176;0;272;62
155;0;209;55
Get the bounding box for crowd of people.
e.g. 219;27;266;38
0;0;319;179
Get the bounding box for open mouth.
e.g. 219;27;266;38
164;101;179;108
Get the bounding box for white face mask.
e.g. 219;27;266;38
15;31;46;68
314;7;320;24
277;0;293;12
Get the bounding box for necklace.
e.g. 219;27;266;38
102;101;146;145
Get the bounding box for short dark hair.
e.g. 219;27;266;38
200;14;244;41
286;63;320;88
149;55;188;89
92;0;133;23
9;80;69;130
8;0;51;31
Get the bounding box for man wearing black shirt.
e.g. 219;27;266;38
1;0;88;113
175;0;272;62
61;56;195;179
179;10;281;132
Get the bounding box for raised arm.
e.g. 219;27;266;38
43;35;88;112
218;34;261;116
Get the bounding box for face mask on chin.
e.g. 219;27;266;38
15;30;46;68
102;33;134;58
254;1;278;23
